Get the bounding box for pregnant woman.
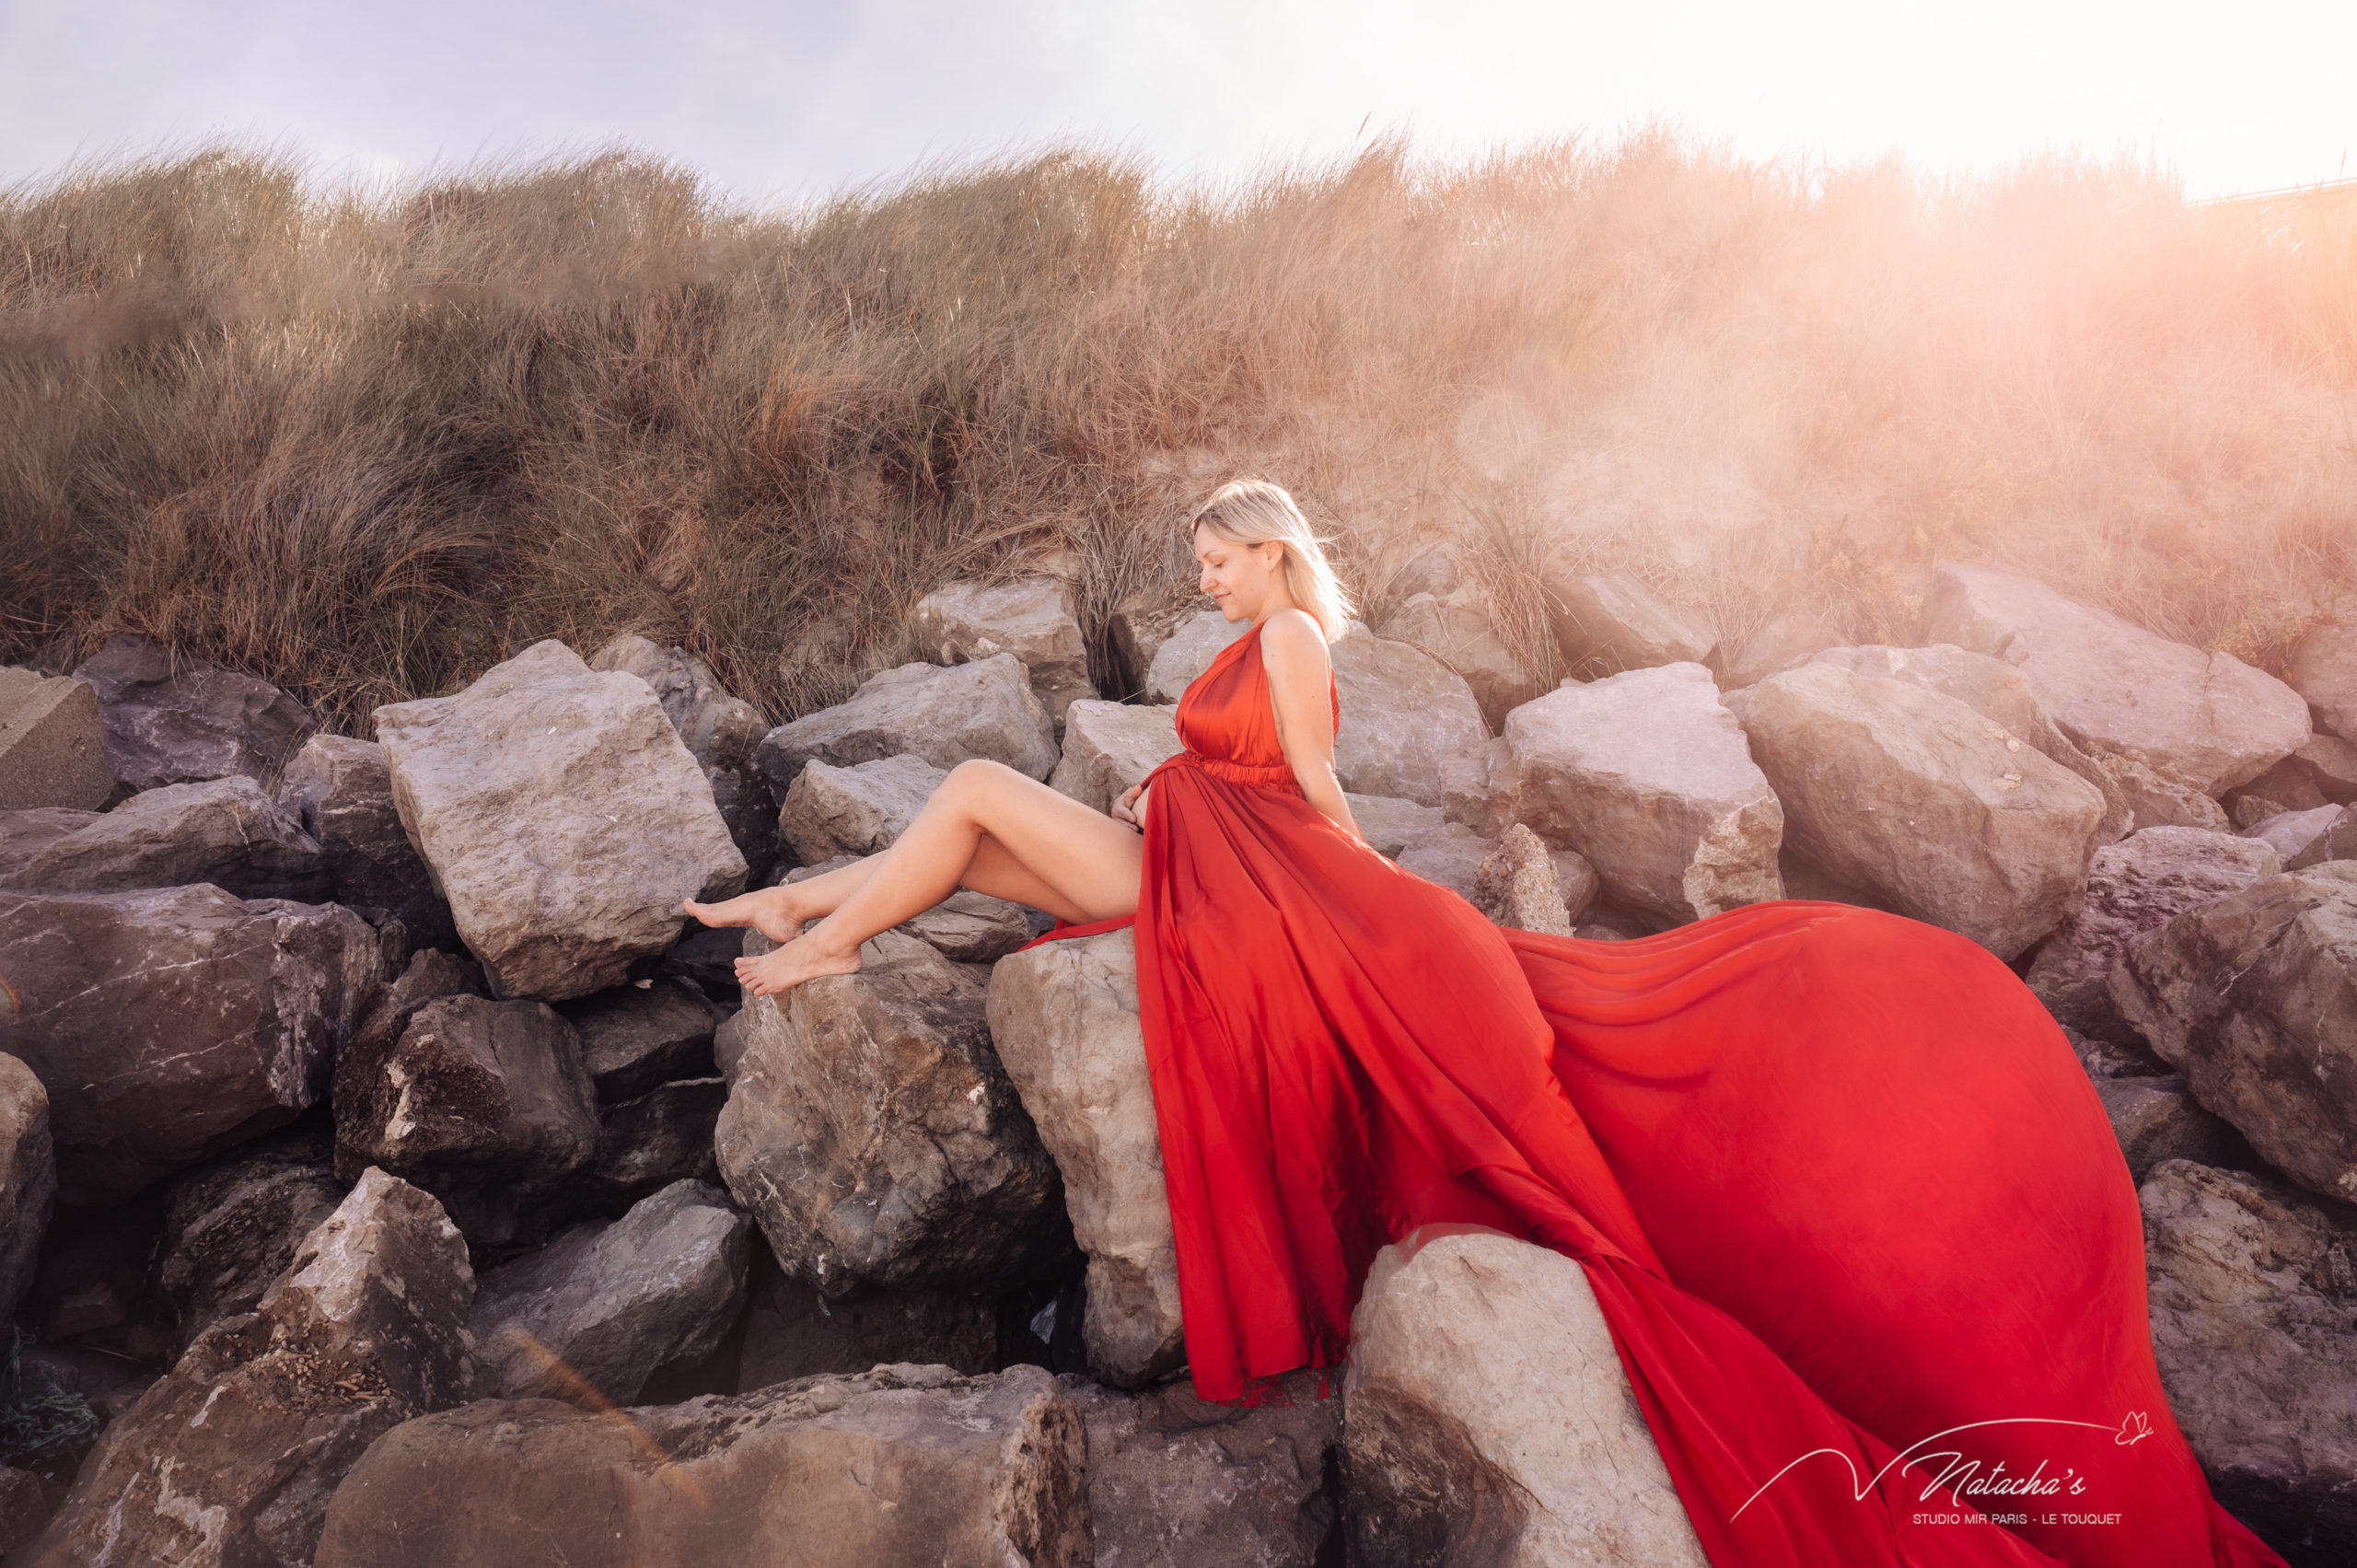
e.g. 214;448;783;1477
687;480;2284;1568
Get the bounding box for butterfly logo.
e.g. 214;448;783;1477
2114;1411;2152;1446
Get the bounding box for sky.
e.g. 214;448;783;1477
2;0;2351;206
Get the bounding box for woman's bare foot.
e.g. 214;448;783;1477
682;886;807;944
734;933;865;998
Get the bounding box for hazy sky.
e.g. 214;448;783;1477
3;0;2351;204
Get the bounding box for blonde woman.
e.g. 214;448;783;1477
687;478;2280;1568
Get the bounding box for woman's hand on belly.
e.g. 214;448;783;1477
1111;782;1150;832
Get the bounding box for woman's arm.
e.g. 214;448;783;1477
1260;610;1365;844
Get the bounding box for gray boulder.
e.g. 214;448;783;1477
1729;662;2104;959
346;946;489;1063
1348;793;1445;857
1329;625;1491;807
311;1364;1090;1568
150;1122;343;1354
2093;1075;2255;1184
1050;700;1180;814
0;884;380;1203
2285;603;2357;741
1061;1371;1342;1568
985;928;1184;1387
71;631;318;794
1437;737;1515;838
1396;822;1491;901
2025;827;2280;1041
0;774;328;900
473;1179;750;1407
278;733;459;950
1378;586;1540;728
778;752;946;862
2282;804;2357;870
755;652;1059;791
2245;803;2340;865
2111;864;2357;1205
2302;732;2357;798
1342;1231;1707;1566
19;1167;477;1568
557;976;723;1102
716;930;1066;1296
1921;563;2310;794
1810;643;2132;842
0;1055;54;1330
912;577;1097;721
0;667;111;810
1144;610;1252;702
1505;663;1782;923
2087;747;2234;833
1545;570;1715;675
591;632;781;885
374;638;747;1002
586;1075;726;1214
2141;1159;2357;1562
1471;823;1580;935
333;993;601;1249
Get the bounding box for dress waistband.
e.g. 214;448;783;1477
1146;749;1303;793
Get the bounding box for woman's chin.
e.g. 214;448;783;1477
1213;599;1242;620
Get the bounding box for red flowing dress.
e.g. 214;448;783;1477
1031;618;2287;1568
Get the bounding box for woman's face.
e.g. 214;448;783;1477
1195;525;1285;621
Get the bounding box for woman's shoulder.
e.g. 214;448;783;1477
1257;607;1330;664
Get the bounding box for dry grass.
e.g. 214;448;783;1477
4;134;2353;733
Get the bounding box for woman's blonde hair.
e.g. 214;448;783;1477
1186;479;1355;643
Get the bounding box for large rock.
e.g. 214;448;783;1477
2093;1075;2255;1183
473;1179;749;1407
1395;821;1490;900
556;976;723;1102
1049;700;1181;814
716;930;1067;1297
1342;1231;1707;1566
912;577;1097;721
755;652;1059;792
0;667;111;809
1729;661;2106;959
150;1121;343;1353
2285;604;2357;741
1144;610;1252;702
71;631;319;795
2282;804;2357;871
1377;587;1540;729
985;928;1183;1387
1921;563;2311;794
1471;823;1580;935
373;638;748;1002
1344;793;1445;857
2111;864;2357;1205
278;733;459;950
18;1167;477;1568
1329;625;1491;807
778;753;946;862
2245;803;2340;865
312;1364;1090;1568
585;1075;726;1213
737;1249;997;1388
2141;1159;2357;1562
333;993;601;1249
1060;1371;1343;1568
2087;748;2235;833
0;884;380;1204
588;633;781;881
0;774;329;900
1545;570;1715;675
1810;643;2132;842
0;1055;54;1330
2025;827;2281;1041
1504;663;1782;923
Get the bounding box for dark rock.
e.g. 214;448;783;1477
737;1247;998;1388
1061;1371;1343;1568
0;1466;52;1559
585;1076;726;1214
0;1054;55;1330
17;1168;478;1568
716;930;1068;1297
345;947;491;1064
2112;863;2357;1206
0;775;328;900
14;1342;157;1427
754;653;1061;794
26;1193;163;1353
0;885;380;1204
473;1179;750;1408
2093;1074;2258;1183
150;1121;343;1353
0;668;111;811
278;733;459;951
70;632;318;795
658;923;746;1000
333;994;600;1250
312;1365;1091;1568
556;977;722;1102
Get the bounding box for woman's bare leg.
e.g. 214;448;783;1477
702;760;1144;996
683;817;1093;939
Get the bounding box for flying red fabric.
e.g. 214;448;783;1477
1024;619;2286;1567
